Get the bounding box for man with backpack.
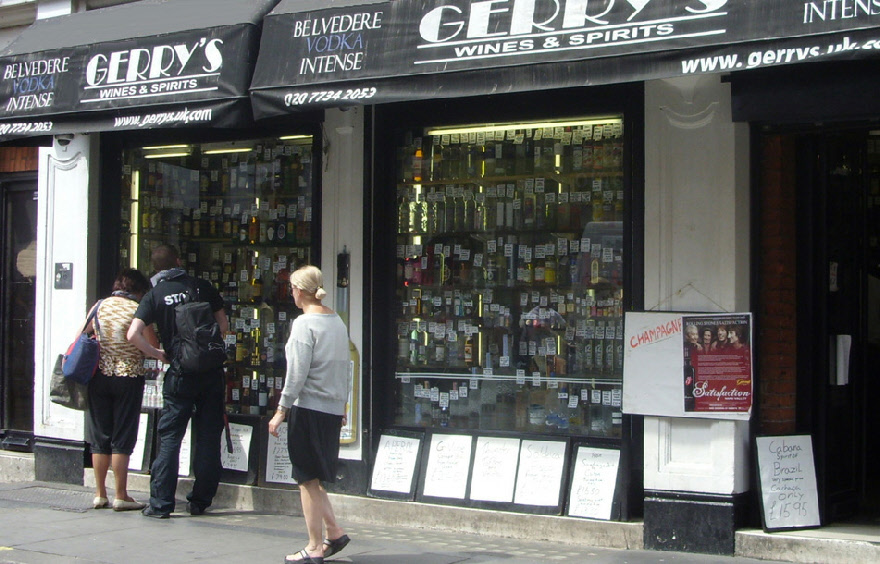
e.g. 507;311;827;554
127;244;229;519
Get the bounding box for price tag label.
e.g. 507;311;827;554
532;372;541;386
568;395;580;408
516;369;526;385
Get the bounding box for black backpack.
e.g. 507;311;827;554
173;280;226;376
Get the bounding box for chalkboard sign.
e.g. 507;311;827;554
567;446;620;520
756;435;821;532
370;434;422;495
421;433;473;500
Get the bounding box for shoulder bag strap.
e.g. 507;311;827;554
83;299;104;338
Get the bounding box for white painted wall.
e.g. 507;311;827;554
643;75;751;495
34;134;98;441
320;107;365;461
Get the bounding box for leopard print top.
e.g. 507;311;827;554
96;296;146;377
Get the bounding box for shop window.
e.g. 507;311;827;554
393;117;625;438
119;135;315;416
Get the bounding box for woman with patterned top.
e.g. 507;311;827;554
79;269;160;511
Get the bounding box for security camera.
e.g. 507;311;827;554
54;133;75;147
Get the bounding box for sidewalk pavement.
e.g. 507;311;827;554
0;481;793;564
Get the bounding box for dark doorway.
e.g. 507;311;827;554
0;175;37;451
789;129;880;525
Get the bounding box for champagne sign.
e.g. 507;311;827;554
623;311;753;420
756;435;820;531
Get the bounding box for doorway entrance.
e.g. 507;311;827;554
0;175;37;451
783;128;880;525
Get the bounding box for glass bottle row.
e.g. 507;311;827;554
398;176;624;235
398;121;623;183
398;234;623;290
397;378;622;437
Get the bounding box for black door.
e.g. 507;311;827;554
796;130;880;524
0;176;37;451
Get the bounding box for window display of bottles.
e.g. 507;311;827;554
119;135;317;416
393;119;625;438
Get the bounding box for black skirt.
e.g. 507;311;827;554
286;405;343;484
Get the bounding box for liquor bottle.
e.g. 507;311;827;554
258;372;268;415
249;370;261;415
545;190;557;230
412;140;424;183
463;189;475;231
544;255;558;286
286;208;297;245
594;321;605;374
194;209;204;238
229;374;241;414
591;179;604;221
250;261;263;303
241;371;252;413
535;191;547;230
430;140;444;181
482;139;496;178
259;209;269;243
248;213;259;244
434;191;447;234
398;188;410;233
523;189;536;229
276;216;287;242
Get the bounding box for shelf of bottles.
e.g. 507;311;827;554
393;117;626;438
119;135;316;417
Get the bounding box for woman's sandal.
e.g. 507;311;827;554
283;548;323;564
323;534;350;558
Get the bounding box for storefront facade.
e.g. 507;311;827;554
3;0;880;558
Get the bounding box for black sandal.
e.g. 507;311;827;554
284;548;323;564
323;535;350;558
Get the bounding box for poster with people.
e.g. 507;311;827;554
683;315;752;413
623;312;752;420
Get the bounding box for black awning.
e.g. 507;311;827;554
250;0;880;119
0;0;280;141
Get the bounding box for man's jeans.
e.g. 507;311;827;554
149;370;225;514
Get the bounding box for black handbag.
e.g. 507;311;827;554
49;353;89;410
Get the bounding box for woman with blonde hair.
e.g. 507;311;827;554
269;265;351;564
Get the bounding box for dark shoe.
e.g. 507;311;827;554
322;535;350;558
284;548;323;564
142;506;170;519
186;502;206;515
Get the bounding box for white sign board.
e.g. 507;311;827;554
220;422;252;473
422;434;472;500
178;423;192;477
128;413;150;471
756;435;821;531
623;311;752;420
371;434;421;494
266;422;297;485
470;437;520;503
568;446;620;520
513;440;566;507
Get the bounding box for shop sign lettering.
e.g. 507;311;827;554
85;38;224;87
2;57;69;113
418;0;728;44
